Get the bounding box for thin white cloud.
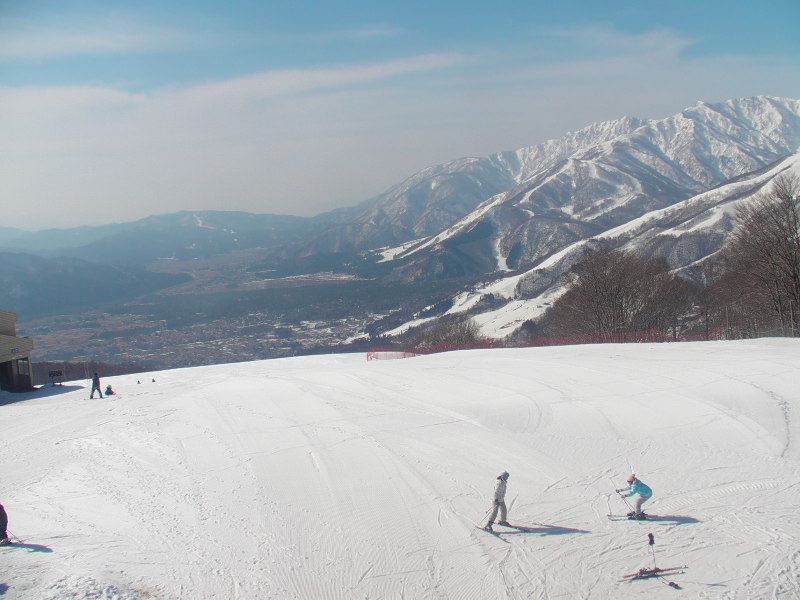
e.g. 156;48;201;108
0;52;469;115
0;52;474;169
0;14;404;63
0;14;217;61
0;51;472;152
537;26;694;57
168;52;472;105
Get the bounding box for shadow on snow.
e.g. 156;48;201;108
0;385;83;406
4;542;53;553
645;515;700;525
499;523;591;536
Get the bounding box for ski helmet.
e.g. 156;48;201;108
500;471;510;479
627;474;636;483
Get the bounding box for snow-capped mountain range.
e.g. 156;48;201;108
374;96;800;276
414;151;800;340
368;96;800;338
299;116;652;256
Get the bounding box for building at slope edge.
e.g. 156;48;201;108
0;309;34;392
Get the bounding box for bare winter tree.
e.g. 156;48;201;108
715;173;800;336
543;246;694;339
403;315;481;348
702;270;776;338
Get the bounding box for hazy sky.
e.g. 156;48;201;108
1;1;799;231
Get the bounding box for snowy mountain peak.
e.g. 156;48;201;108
370;96;800;339
316;96;800;271
497;115;650;183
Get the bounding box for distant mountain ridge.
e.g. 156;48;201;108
377;96;800;282
6;96;797;275
298;116;652;256
0;252;190;317
0;211;318;265
0;116;656;265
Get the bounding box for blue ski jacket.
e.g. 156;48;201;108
620;479;652;498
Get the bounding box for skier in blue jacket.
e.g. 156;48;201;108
616;474;652;519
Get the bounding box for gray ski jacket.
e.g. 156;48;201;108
493;478;507;503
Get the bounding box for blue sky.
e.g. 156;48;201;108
1;1;799;230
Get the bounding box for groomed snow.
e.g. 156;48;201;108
2;339;799;599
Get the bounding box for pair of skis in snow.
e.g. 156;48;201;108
621;533;687;587
475;522;522;542
607;512;649;521
620;565;686;587
476;522;521;531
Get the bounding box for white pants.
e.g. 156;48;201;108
488;500;507;524
633;494;651;514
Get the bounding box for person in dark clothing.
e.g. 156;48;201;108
0;502;10;545
90;372;103;399
105;384;115;396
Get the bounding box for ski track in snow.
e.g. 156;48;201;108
1;339;799;599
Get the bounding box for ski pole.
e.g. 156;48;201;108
616;491;633;511
477;505;494;528
8;530;23;544
648;533;657;570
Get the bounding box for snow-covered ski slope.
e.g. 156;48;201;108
2;339;798;599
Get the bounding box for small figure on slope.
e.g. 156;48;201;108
485;471;510;532
90;372;103;399
105;384;115;396
616;473;652;519
0;502;10;545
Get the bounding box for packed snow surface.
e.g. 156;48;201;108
2;339;799;599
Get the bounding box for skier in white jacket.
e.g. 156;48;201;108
485;471;510;532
